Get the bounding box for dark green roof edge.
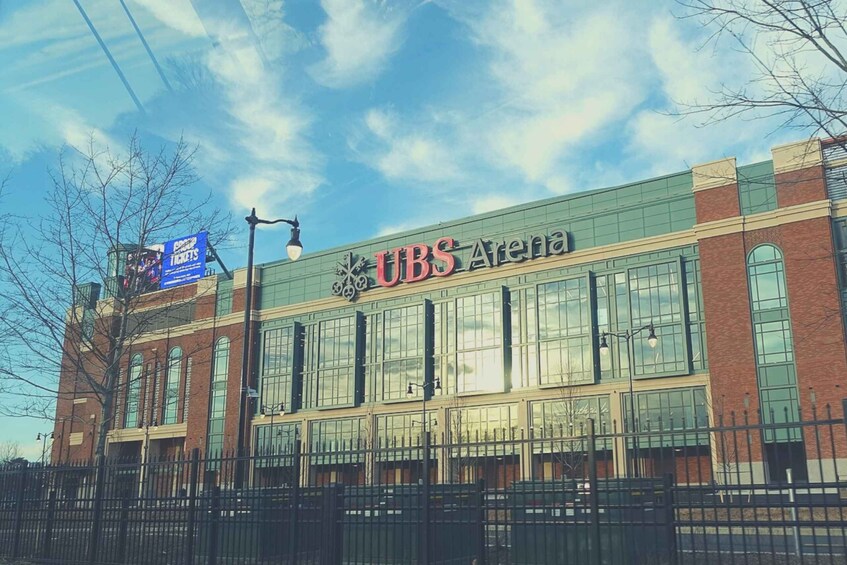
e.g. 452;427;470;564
253;166;709;272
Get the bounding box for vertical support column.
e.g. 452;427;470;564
12;461;29;561
436;405;448;483
663;473;678;565
475;478;487;565
299;419;311;487
289;439;302;565
421;430;431;565
610;392;627;478
206;485;221;565
319;483;343;565
88;457;106;565
185;448;200;565
518;399;532;481
586;418;601;565
42;490;57;560
116;494;130;562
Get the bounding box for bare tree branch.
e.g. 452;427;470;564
0;133;234;463
674;0;847;148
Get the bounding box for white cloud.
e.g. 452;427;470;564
15;101;121;161
472;195;520;214
240;0;309;60
437;1;654;188
200;15;325;216
376;222;417;237
626;16;787;173
356;108;461;184
133;0;206;38
309;0;409;88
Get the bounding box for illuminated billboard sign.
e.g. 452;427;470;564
123;246;163;294
160;232;208;290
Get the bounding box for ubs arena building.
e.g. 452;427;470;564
54;137;847;486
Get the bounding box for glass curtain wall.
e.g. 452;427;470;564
364;304;427;402
511;277;592;387
124;354;143;428
260;326;297;410
746;244;806;481
253;422;300;487
447;404;519;487
530;395;611;479
302;317;358;408
206;337;229;459
622;387;710;480
375;412;437;484
162;347;181;425
309;418;364;485
435;291;504;395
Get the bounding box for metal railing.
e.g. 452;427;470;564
1;401;846;564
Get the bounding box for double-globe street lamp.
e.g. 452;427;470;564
407;376;441;565
235;209;302;489
599;323;658;478
259;403;286;451
36;432;54;466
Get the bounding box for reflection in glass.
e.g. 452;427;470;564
449;404;517;444
436;292;504;394
260;327;295;411
746;244;801;444
365;305;425;401
530;396;610;438
163;347;181;424
302;317;357;408
124;354;143;428
206;338;230;459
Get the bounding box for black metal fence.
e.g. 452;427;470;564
2;403;847;564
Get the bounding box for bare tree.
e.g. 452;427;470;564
546;383;593;481
676;0;847;142
0;134;232;463
358;404;376;485
0;440;22;467
446;394;472;484
709;394;747;502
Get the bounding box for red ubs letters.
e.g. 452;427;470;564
374;237;456;287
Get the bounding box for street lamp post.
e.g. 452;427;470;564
598;323;658;478
36;432;54;466
236;208;302;489
259;403;285;450
407;376;441;565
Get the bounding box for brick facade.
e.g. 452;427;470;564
51;137;847;481
695;149;847;463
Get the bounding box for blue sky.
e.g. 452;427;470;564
0;0;796;458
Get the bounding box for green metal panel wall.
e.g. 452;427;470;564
738;161;777;216
257;170;697;309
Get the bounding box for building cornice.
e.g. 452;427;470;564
832;200;847;218
772;138;823;174
249;374;711;427
692;157;737;192
694;199;832;239
107;422;188;443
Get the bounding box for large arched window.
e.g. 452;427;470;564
125;354;143;428
747;245;794;368
746;244;805;480
207;338;230;457
163;347;182;425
